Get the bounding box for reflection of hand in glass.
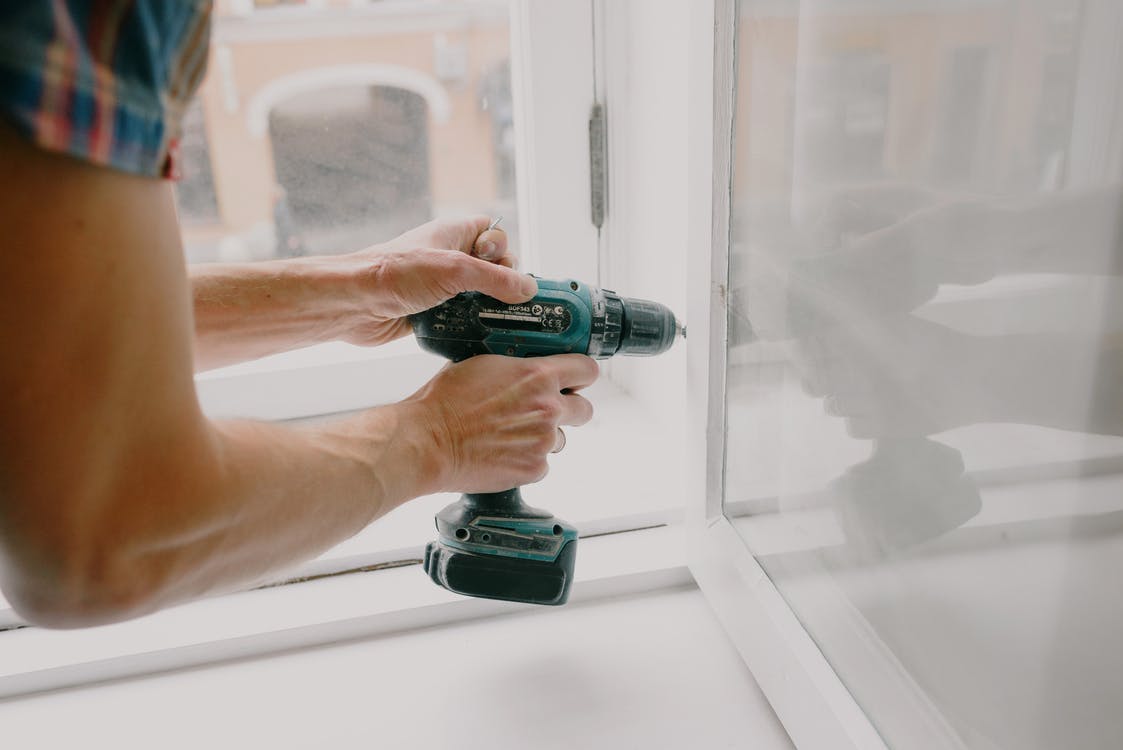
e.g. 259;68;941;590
794;314;1123;439
793;315;989;439
738;184;1123;334
732;194;993;338
833;437;981;559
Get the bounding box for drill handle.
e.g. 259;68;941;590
460;488;522;513
459;488;553;519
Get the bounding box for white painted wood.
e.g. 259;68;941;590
684;3;886;748
0;526;689;700
590;0;690;427
692;520;889;750
0;587;795;750
508;2;598;281
685;0;726;532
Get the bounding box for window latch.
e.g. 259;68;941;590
589;102;607;229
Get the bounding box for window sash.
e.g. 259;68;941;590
683;3;888;749
686;3;1123;749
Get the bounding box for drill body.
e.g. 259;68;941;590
410;277;680;606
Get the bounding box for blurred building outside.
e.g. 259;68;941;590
177;0;516;263
178;0;1083;263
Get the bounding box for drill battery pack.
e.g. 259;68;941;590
423;538;577;606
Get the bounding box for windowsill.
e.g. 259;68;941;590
0;524;688;700
0;585;794;750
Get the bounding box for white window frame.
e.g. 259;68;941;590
681;5;964;747
682;5;880;749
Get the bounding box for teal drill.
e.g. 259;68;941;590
410;277;683;605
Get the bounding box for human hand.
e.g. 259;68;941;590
793;314;989;439
335;215;535;347
733;186;1004;342
400;354;599;494
832;438;980;558
820;196;1004;299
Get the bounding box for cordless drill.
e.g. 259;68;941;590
410;277;682;605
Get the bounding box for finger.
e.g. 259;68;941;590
473;227;515;267
559;393;594;427
446;214;496;252
446;215;519;269
450;253;538;303
540;354;600;391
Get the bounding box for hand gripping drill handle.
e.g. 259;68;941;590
409;277;681;605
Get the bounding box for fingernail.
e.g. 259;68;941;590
479;240;498;259
520;275;539;296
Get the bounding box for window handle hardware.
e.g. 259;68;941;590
589;102;607;229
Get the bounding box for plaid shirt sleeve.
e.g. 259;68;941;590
0;0;212;179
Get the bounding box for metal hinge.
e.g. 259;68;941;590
589;102;607;229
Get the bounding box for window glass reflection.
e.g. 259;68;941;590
726;1;1123;747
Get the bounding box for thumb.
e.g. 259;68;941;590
451;253;538;303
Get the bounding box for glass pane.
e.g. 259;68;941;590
725;1;1123;747
176;0;517;262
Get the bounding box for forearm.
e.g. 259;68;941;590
190;216;531;371
3;401;440;628
191;256;363;371
998;185;1123;275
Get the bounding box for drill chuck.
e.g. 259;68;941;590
605;291;681;356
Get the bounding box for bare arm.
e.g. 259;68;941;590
0;128;595;628
190;217;525;371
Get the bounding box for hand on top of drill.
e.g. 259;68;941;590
332;215;539;348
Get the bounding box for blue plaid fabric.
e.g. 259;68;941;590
0;0;212;178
